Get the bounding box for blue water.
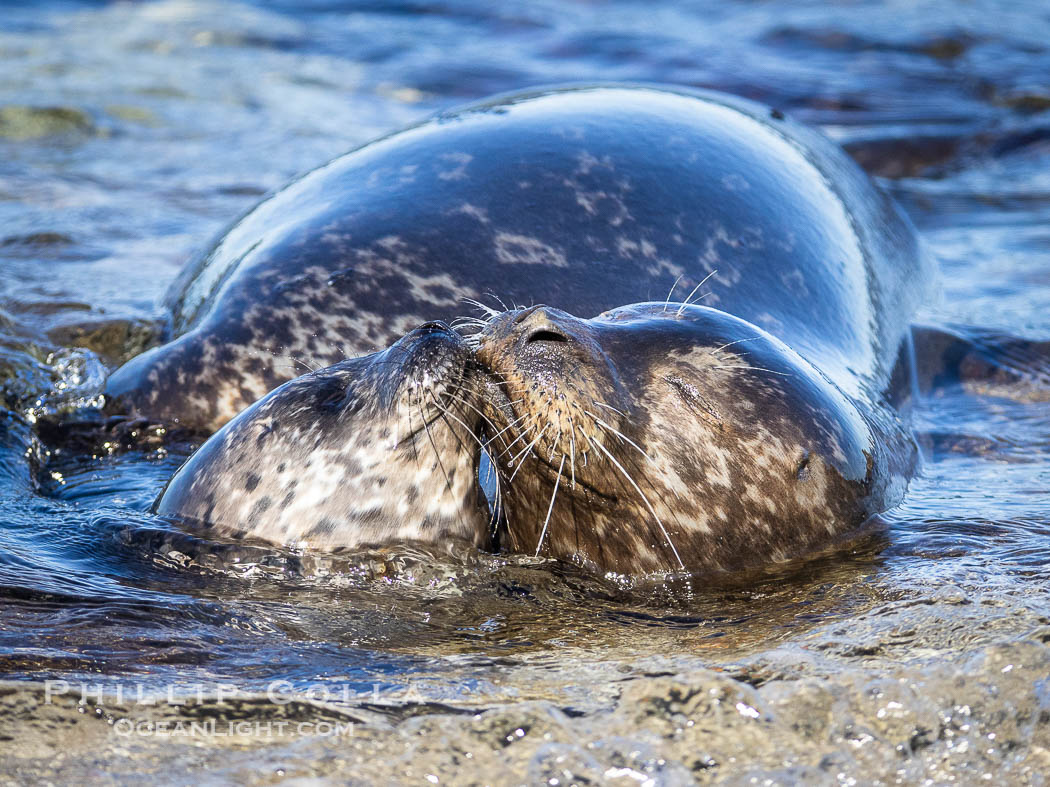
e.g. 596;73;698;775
2;0;1050;780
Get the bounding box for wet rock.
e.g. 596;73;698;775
761;678;838;741
615;669;777;776
46;315;166;367
105;104;161;126
844;134;962;178
586;737;694;786
0;344;52;410
463;702;575;750
0;232;75;249
526;742;606;785
2;638;1050;784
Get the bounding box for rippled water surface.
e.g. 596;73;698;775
3;1;1050;783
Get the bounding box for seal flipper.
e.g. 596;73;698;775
909;323;1050;400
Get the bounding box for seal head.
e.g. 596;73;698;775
477;303;910;575
154;322;493;551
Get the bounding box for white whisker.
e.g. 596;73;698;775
535;454;565;556
676;269;718;316
591;439;685;571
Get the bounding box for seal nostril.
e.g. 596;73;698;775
418;320;450;334
525;328;568;344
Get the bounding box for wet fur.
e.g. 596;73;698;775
121;85;933;571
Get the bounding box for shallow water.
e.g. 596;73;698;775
3;0;1050;783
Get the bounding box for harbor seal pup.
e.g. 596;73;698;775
474;303;917;575
153;322;494;551
103;84;931;437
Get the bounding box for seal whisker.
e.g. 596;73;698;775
461;297;501;318
676;269;718;316
418;400;455;493
485;291;510;312
496;412;544;456
485;415;529;451
567;415;578;490
663;274;684;312
712;365;792;376
591;438;685;571
547;426;561;463
431;397;488;451
254;347;321;375
428;395;506;530
482;414;531;455
536;454;565;556
589;416;656;466
712;337;762;353
507;426;548;485
309;332;355;362
431;394;506;527
591;400;629;419
501;413;544;459
445;401;497;442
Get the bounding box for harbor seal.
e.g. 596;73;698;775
473;303;916;575
103;83;930;437
113;83;933;570
153;322;495;551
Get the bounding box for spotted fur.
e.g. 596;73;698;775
154;324;493;551
104;85;930;434
119;84;930;568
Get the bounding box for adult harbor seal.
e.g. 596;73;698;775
104;84;930;435
123;84;932;570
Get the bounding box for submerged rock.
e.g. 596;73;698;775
0;105;96;140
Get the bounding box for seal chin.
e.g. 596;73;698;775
153;321;493;552
477;303;886;576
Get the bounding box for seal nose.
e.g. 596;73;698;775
515;307;572;346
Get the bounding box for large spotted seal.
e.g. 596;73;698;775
105;84;930;437
125;84;933;569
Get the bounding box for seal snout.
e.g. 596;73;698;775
475;307;632;487
369;319;473;414
477;306;584;365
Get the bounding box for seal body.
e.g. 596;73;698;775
154;323;493;551
105;84;931;434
